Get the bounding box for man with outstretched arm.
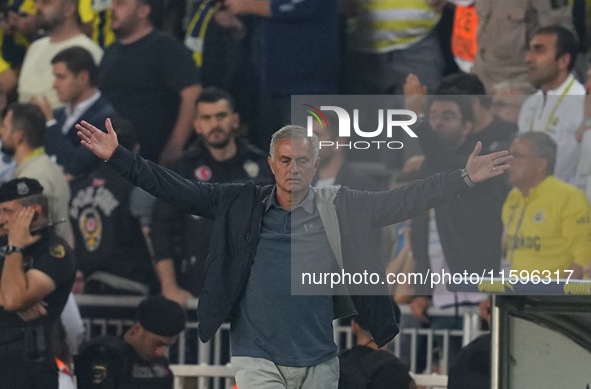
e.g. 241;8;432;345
76;118;510;389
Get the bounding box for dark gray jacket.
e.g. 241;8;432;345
108;146;470;346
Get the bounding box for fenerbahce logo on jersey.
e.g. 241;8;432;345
70;182;120;252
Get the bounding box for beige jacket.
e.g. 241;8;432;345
471;0;573;93
15;153;74;246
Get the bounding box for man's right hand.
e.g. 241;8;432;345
404;74;428;115
162;286;194;307
76;118;119;161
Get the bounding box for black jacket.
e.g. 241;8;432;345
411;119;515;293
150;137;273;296
45;95;117;176
108;146;471;346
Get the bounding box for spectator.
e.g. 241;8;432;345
75;296;186;389
223;0;341;149
150;87;273;305
99;0;201;165
18;0;103;108
310;112;380;190
78;0;115;48
471;0;573;93
0;177;76;389
32;46;117;177
77;118;509;388
347;0;445;95
184;2;260;136
0;103;74;245
503;132;591;278
338;316;416;389
69;118;156;295
408;92;511;365
0;83;17;182
518;26;587;190
2;0;36;68
185;1;246;89
490;80;536;125
436;73;518;154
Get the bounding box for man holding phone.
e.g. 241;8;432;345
0;177;76;389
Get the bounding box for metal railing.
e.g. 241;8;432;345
75;295;487;389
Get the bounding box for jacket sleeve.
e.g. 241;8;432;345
149;199;180;262
360;170;470;227
107;146;220;219
418;122;512;198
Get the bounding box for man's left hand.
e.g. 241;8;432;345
465;141;512;183
8;207;41;249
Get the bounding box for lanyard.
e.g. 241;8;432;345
529;75;577;133
22;147;45;162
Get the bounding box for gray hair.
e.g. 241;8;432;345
269;125;319;160
515;132;557;175
18;194;50;219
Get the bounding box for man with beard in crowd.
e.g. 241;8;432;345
18;0;102;108
150;87;273;306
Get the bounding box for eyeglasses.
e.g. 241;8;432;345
511;152;538;159
490;101;522;110
428;113;461;123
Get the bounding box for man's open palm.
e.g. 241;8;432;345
466;141;512;183
76;119;119;161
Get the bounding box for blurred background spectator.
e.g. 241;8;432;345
471;0;574;93
35;46;117;177
69;118;156;295
0;102;74;245
150;87;273;306
18;0;102;107
98;0;201;166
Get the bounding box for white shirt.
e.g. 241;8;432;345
18;34;103;109
518;74;586;187
61;91;101;135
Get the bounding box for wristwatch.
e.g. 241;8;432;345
4;245;23;255
461;168;476;188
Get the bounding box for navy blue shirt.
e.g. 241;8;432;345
231;188;338;366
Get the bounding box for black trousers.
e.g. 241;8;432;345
0;352;58;389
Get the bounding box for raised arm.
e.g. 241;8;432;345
368;142;512;226
76;119;219;218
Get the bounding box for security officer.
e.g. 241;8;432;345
471;0;573;93
69;118;156;295
0;177;76;389
150;87;274;305
75;296;186;389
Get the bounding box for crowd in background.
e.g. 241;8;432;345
0;0;591;386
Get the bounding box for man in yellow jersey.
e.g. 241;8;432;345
503;132;591;278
